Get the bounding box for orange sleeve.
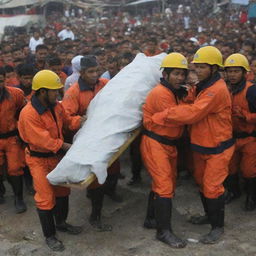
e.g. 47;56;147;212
147;90;182;128
241;109;256;123
18;110;63;153
62;86;81;120
61;104;81;131
152;88;219;126
15;88;26;111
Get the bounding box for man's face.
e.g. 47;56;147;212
118;59;130;70
13;50;24;60
164;69;186;90
225;67;244;85
222;46;232;61
241;45;253;59
108;62;118;77
44;89;59;105
34;32;40;39
194;63;212;82
19;75;33;88
147;41;156;51
36;49;48;62
3;52;13;64
5;71;15;79
50;65;62;76
80;66;98;85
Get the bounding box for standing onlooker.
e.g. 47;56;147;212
57;24;75;41
29;31;44;54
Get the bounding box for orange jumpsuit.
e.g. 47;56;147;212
152;73;235;199
229;81;256;178
141;80;185;198
61;77;108;117
0;86;25;176
18;95;81;210
61;77;118;188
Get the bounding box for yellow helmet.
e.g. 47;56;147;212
32;70;63;91
224;53;250;72
192;46;223;67
161;52;188;69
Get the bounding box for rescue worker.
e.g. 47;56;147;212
16;63;35;101
224;53;256;210
0;67;27;212
18;70;83;251
152;46;235;244
141;53;189;248
61;55;120;231
16;64;36;194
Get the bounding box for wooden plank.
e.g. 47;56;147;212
60;127;142;190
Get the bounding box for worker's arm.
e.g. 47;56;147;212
152;88;219;126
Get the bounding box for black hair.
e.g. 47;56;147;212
16;64;36;77
163;67;188;77
0;67;6;77
4;65;14;73
242;40;255;51
48;57;62;66
119;51;134;63
35;44;49;52
106;56;118;63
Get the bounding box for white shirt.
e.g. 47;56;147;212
29;37;44;53
57;29;75;41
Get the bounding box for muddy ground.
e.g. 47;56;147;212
1;151;256;256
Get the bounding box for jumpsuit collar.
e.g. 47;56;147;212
31;94;48;115
160;77;188;100
229;78;246;95
78;77;98;91
196;72;221;95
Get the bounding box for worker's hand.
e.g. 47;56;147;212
61;142;72;152
232;106;244;119
180;84;192;92
80;115;87;127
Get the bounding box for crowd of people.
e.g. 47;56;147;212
1;1;256;252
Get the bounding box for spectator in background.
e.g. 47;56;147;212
29;31;44;54
57;24;75;41
64;55;83;91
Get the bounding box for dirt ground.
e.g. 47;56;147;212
1;152;256;256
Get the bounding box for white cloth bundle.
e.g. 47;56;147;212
47;53;166;185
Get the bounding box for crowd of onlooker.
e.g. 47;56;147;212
0;1;256;90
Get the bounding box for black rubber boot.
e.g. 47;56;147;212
0;175;6;204
23;166;35;195
144;191;157;229
37;208;65;252
89;187;112;232
104;174;123;203
189;192;210;225
224;174;241;204
200;194;225;244
154;195;187;248
127;137;142;186
244;178;256;211
7;175;27;213
54;196;83;235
